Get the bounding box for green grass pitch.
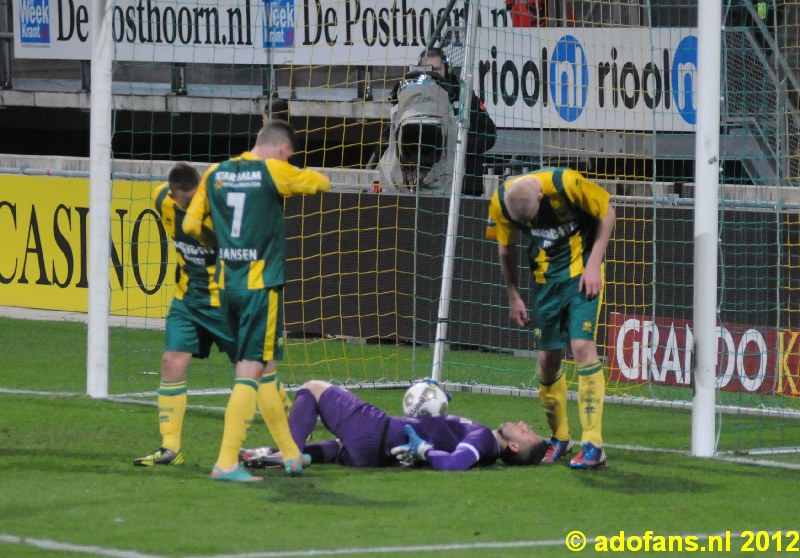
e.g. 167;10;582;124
1;316;799;557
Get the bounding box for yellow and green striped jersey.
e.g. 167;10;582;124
486;168;610;284
152;183;220;307
184;153;330;290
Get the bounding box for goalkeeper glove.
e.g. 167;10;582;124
404;424;433;461
390;444;417;467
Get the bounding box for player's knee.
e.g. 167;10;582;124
571;340;598;364
537;350;562;378
161;351;191;381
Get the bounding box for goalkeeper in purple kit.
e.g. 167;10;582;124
241;380;549;471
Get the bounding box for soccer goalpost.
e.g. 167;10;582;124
87;0;113;400
73;0;800;461
691;0;722;457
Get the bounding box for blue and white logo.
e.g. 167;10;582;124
19;0;50;45
263;0;295;49
549;35;588;123
672;35;697;125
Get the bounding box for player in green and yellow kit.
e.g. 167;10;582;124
486;168;616;469
184;121;330;482
134;162;236;467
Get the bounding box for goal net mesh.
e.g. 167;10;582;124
3;0;798;461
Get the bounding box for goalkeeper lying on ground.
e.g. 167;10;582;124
241;380;548;471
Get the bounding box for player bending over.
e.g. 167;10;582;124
241;380;548;471
487;168;616;469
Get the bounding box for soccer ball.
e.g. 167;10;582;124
402;380;449;417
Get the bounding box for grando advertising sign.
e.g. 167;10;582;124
606;312;783;396
13;0;697;131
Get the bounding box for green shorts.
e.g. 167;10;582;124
531;274;602;351
164;298;236;361
221;287;285;363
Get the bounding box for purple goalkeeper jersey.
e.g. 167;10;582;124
386;415;501;471
299;386;499;471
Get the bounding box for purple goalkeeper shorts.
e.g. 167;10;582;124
318;386;394;467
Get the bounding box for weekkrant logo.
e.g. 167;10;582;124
19;0;51;45
263;0;295;48
549;35;588;123
672;35;697;125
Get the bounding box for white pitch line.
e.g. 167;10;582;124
0;534;168;558
604;442;687;455
110;396;228;414
0;306;164;329
190;539;566;558
188;530;794;558
713;454;800;471
0;387;82;397
605;443;800;470
3;530;794;558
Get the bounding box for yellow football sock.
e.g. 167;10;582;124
158;381;187;452
216;379;259;469
538;369;569;441
578;362;605;447
257;375;300;461
276;379;293;415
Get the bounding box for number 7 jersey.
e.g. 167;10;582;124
184;152;330;290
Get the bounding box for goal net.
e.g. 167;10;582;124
4;0;800;461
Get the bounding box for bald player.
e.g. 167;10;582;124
486;169;615;469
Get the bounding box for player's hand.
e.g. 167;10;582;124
579;264;602;299
390;444;417;467
509;297;530;327
404;424;433;461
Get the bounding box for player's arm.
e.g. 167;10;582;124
152;183;168;215
197;215;218;247
182;167;214;242
404;424;488;471
581;204;615;298
488;195;528;327
562;169;616;298
396;425;480;471
499;239;529;327
425;443;486;471
266;160;331;196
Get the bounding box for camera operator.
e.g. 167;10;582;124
375;48;497;196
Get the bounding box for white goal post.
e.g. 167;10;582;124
87;0;113;399
691;0;722;457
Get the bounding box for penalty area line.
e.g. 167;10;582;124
0;387;83;397
0;534;167;558
194;539;567;558
607;443;800;471
190;529;795;558
4;530;794;558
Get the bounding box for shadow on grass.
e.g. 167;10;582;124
0;450;213;480
574;467;714;495
0;449;402;510
251;465;404;508
567;449;792;495
566;452;701;494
